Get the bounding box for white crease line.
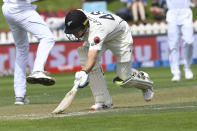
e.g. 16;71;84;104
0;105;197;120
28;105;197;120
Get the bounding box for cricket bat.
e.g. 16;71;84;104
52;82;79;114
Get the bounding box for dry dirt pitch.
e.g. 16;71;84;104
0;85;197;120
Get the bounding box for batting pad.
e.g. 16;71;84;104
77;46;112;105
116;62;132;80
89;65;112;105
114;71;153;90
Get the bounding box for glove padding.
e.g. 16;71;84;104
75;70;89;88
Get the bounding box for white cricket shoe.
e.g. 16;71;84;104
26;71;55;86
142;87;154;102
90;103;113;111
171;74;181;82
14;96;30;105
184;68;193;80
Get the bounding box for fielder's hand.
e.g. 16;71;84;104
75;70;89;88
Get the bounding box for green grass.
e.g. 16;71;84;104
1;111;197;131
0;65;197;130
1;1;197;129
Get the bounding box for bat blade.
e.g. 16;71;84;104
52;84;78;114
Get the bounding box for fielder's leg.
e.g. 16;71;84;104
182;44;193;79
181;21;194;80
2;4;31;105
167;22;181;82
77;46;113;110
8;24;30;105
23;9;56;86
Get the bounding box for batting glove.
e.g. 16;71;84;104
75;70;89;88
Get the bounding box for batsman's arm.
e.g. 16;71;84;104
83;50;100;73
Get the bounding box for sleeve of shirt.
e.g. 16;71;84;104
88;35;105;50
87;27;107;50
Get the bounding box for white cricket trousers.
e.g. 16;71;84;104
166;8;194;76
2;3;55;97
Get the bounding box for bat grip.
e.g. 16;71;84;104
72;81;80;91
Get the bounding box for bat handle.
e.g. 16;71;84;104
72;81;80;91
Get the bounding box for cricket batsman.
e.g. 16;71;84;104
2;0;56;105
64;9;154;110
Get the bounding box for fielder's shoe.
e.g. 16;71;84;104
184;68;193;80
14;97;30;105
142;87;154;102
90;103;113;111
26;71;55;86
171;74;181;82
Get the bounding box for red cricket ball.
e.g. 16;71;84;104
94;36;100;44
